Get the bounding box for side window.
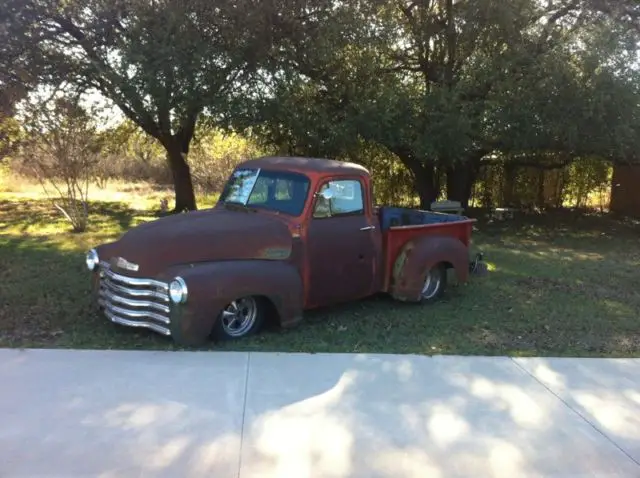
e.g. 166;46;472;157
313;180;364;218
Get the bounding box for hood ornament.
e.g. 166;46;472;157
115;257;139;272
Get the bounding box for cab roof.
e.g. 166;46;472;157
237;156;369;176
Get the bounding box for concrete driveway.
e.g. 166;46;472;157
0;349;638;478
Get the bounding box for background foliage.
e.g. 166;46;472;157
1;0;638;214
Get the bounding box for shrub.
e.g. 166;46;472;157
21;94;103;232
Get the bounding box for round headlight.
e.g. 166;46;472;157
86;249;99;271
169;277;188;304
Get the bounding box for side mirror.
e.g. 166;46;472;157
318;188;334;200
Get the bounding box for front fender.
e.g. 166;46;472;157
168;260;303;346
390;235;469;302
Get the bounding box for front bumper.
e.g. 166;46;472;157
96;261;172;336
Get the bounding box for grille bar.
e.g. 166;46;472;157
104;268;168;290
98;262;171;336
102;278;170;302
103;309;171;336
99;290;171;317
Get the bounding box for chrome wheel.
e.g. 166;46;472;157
421;267;443;300
221;297;258;337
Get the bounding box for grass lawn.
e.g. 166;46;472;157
1;181;639;357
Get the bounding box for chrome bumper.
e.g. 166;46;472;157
97;261;171;336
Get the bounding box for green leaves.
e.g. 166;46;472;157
2;0;639;208
242;0;639;167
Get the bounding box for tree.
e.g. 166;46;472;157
2;0;269;211
243;0;640;208
1;0;55;159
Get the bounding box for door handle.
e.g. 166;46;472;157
360;225;376;231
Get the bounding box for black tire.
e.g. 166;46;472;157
419;263;447;303
211;296;266;341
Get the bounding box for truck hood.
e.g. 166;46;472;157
97;207;293;277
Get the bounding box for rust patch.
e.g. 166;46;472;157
392;242;413;284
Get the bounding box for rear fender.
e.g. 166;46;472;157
168;260;303;346
390;235;469;302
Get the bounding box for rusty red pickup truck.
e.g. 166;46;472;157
86;156;484;346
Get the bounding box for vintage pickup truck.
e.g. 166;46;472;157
86;156;483;346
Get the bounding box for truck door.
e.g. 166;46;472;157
306;178;379;307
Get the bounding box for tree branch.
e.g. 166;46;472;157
51;14;162;139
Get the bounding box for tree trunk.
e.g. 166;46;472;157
445;165;471;207
536;168;545;210
445;153;484;208
152;109;200;213
392;148;440;208
479;166;493;209
166;145;197;212
555;171;568;208
503;162;517;207
413;165;439;209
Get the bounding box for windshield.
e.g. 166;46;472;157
219;168;311;216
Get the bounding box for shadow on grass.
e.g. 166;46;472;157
0;234;176;350
241;267;639;357
473;208;640;241
228;227;640;357
0;199;162;235
1;203;639;356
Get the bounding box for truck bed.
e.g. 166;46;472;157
377;206;468;229
377;206;476;291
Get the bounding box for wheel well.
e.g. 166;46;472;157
255;295;281;327
440;260;465;284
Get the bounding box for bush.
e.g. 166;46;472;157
189;129;268;194
91;122;269;192
20;95;103;232
95;122;169;187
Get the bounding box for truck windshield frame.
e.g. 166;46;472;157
219;168;311;217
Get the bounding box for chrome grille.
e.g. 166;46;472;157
97;261;171;336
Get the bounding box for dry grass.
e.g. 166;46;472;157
1;175;639;357
0;174;220;212
0;173;169;204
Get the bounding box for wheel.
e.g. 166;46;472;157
420;264;447;302
212;296;266;340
